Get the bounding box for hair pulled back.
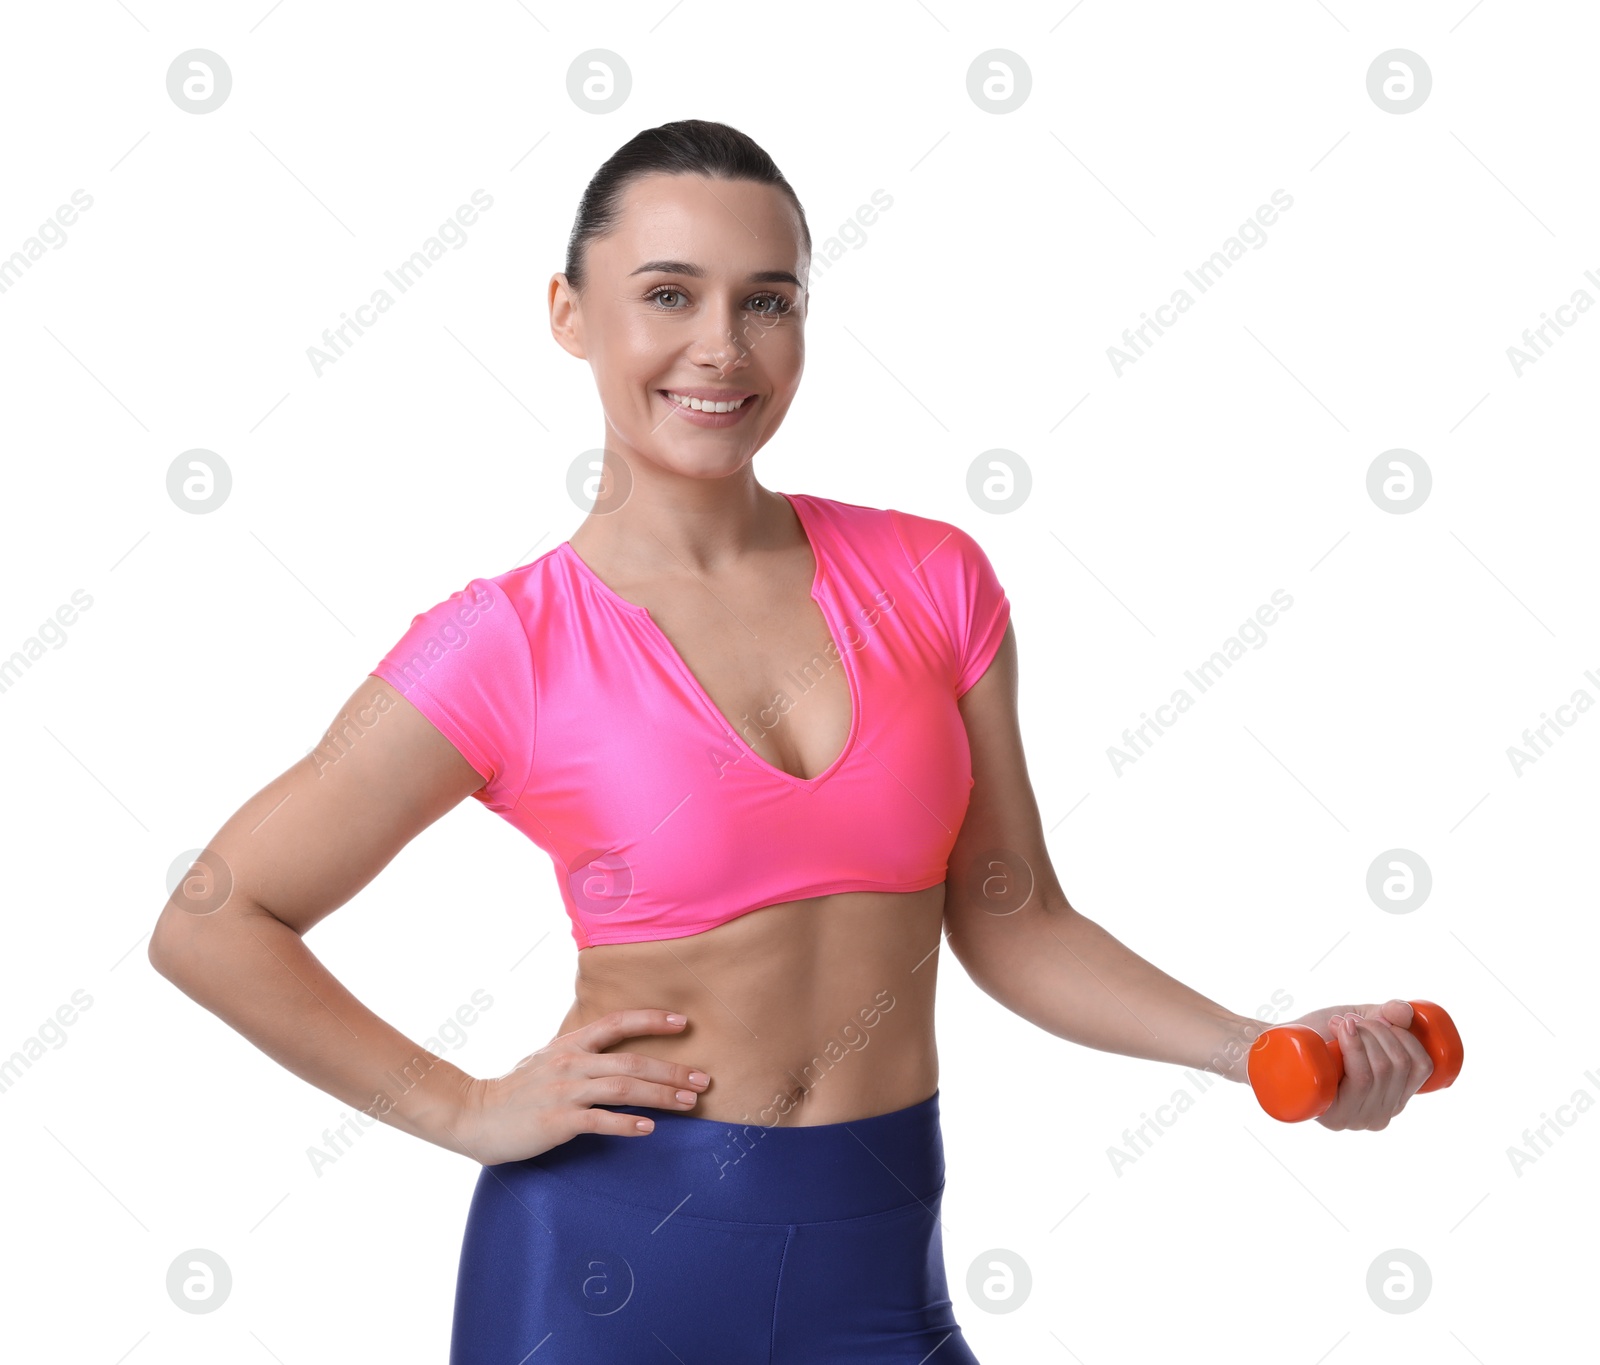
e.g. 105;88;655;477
563;118;811;294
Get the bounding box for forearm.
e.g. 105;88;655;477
148;902;479;1157
948;898;1264;1083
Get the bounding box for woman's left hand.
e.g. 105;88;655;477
1280;1000;1436;1131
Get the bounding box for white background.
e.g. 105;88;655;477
1;1;1593;1360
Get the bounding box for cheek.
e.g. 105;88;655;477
618;310;666;353
589;305;658;358
769;334;804;383
591;324;668;394
730;318;801;375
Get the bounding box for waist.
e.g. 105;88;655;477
564;891;948;1121
522;1087;946;1226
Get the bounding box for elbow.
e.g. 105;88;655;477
147;894;288;984
147;901;208;983
147;915;188;982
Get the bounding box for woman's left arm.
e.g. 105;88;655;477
944;619;1435;1131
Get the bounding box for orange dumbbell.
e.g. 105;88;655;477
1246;999;1464;1123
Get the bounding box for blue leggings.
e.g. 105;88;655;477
449;1087;981;1363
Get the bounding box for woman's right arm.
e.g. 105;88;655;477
147;675;709;1164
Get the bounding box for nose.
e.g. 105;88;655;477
689;331;748;377
686;297;755;375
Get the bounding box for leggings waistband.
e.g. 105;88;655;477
515;1087;946;1227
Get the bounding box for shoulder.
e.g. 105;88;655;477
481;544;568;623
790;490;1002;588
373;544;575;687
789;491;980;562
369;554;560;812
819;495;998;579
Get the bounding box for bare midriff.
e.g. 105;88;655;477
554;884;947;1127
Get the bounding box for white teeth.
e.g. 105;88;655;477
666;391;750;413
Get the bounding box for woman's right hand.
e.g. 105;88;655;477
450;1009;712;1166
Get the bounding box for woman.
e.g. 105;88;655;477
149;119;1436;1362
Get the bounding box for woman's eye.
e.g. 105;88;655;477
645;287;792;316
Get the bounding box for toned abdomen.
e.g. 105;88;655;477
555;885;947;1126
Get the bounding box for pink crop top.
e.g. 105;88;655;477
369;492;1010;949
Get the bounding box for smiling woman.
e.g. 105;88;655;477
148;117;1438;1365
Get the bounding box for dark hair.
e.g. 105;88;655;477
563;118;811;294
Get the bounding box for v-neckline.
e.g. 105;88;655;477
558;491;861;790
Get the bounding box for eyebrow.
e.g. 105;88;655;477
629;259;803;287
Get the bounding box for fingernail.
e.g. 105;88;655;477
666;1014;686;1026
688;1071;709;1087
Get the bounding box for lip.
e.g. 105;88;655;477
656;388;758;429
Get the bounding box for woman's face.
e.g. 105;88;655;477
551;172;809;481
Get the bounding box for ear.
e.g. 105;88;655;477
548;273;587;360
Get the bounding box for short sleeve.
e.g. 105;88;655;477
369;576;535;813
889;509;1011;696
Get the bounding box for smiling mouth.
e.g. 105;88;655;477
658;390;756;414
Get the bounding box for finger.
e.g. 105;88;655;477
564;1070;709;1117
1379;999;1416;1029
553;1041;710;1096
1382;1017;1435;1100
572;1008;690;1051
576;1106;664;1137
1312;1007;1358;1043
572;1055;710;1108
1351;1016;1410;1121
1330;1014;1376;1126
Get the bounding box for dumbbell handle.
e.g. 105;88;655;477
1246;999;1463;1123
